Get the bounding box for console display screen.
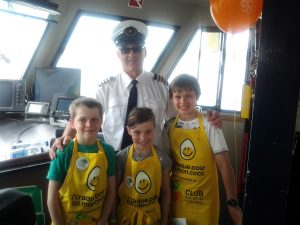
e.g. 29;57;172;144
0;81;12;107
28;103;43;113
34;67;81;103
57;98;73;113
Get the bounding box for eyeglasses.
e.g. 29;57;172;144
119;46;144;54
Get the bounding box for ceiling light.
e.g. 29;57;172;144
5;0;61;15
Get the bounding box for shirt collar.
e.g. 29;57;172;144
120;70;146;88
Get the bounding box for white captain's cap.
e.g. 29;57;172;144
111;20;148;46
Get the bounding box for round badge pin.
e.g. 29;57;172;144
125;176;133;188
76;157;89;170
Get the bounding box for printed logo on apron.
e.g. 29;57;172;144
135;170;151;194
180;139;196;160
87;166;101;191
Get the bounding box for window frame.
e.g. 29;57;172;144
0;1;50;80
168;26;250;114
51;10;179;98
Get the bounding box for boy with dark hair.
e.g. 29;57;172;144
116;107;171;225
164;74;242;225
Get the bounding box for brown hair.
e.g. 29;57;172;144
169;74;201;100
127;107;155;128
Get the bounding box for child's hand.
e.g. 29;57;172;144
228;206;243;225
205;110;222;128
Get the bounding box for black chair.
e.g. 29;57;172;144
0;188;36;225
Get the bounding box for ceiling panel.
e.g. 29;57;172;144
172;0;209;5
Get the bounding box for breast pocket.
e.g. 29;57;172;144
103;97;127;133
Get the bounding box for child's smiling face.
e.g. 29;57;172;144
171;88;198;120
70;105;102;145
127;120;155;152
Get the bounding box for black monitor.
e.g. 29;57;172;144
33;67;81;104
0;79;26;113
49;95;77;126
50;95;76;119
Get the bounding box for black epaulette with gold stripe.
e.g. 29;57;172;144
98;76;115;87
153;73;168;85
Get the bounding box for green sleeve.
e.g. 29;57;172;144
46;141;74;182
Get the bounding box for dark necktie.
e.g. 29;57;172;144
121;80;138;149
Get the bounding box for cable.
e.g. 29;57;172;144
11;122;41;145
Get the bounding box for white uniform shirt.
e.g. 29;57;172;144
96;71;175;151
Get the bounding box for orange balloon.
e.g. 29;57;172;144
210;0;263;33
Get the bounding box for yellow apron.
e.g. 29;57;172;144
169;113;219;225
56;137;108;225
117;144;162;225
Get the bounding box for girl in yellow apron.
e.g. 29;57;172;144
166;74;242;225
47;97;116;225
116;107;172;225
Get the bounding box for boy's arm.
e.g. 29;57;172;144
214;151;242;225
157;126;171;156
165;97;177;120
98;176;116;225
49;123;76;159
47;180;64;225
160;170;171;225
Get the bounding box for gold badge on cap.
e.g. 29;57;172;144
124;26;137;37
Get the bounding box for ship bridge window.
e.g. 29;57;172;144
0;0;50;80
55;12;175;98
169;28;249;113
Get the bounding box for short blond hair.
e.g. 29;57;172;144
69;97;103;119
